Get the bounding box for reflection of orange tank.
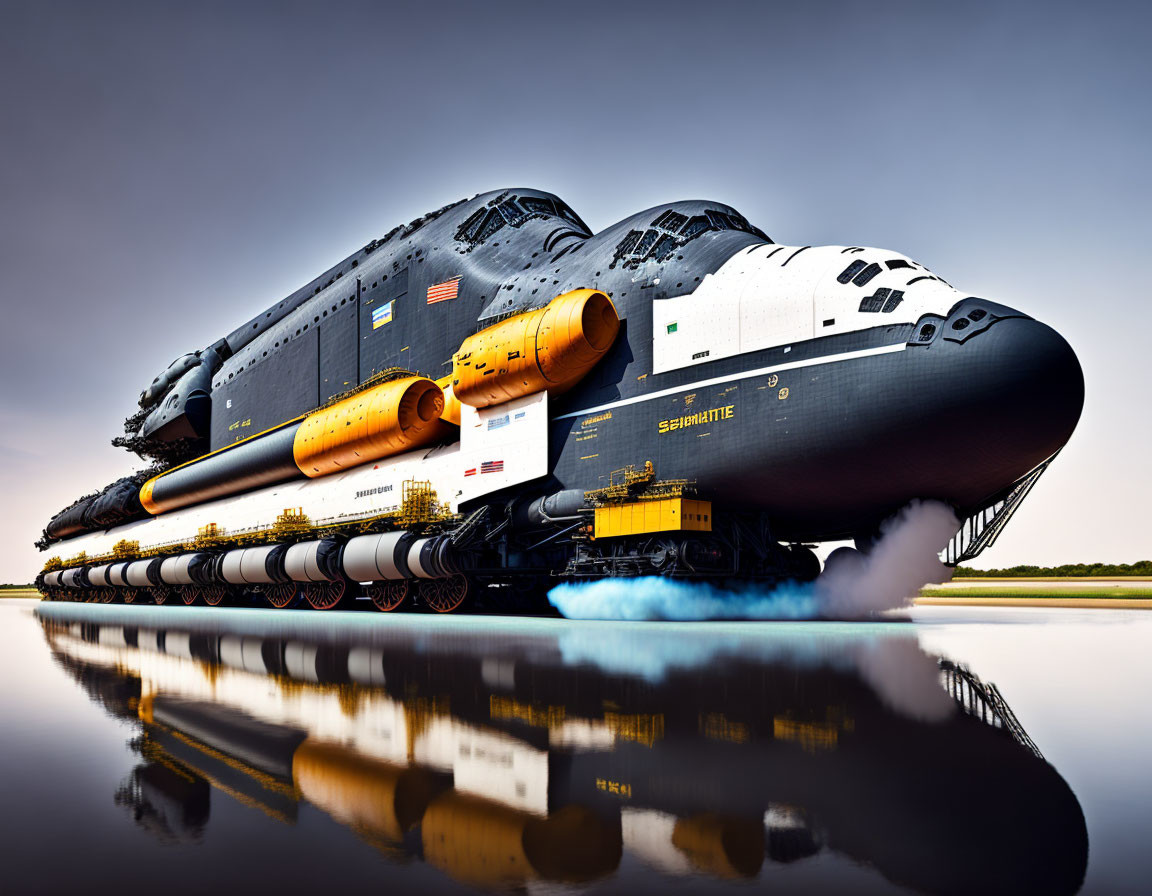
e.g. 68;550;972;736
421;791;622;887
671;813;766;878
291;740;449;844
452;290;619;408
292;376;449;477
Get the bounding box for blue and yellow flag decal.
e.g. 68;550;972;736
372;300;394;330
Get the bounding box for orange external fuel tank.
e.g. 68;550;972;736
139;375;451;514
670;813;766;878
291;739;450;844
421;791;622;886
452;289;619;408
292;375;449;477
135;293;614;516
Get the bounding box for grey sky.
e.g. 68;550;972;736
1;0;1148;580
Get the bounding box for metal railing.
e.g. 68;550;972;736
942;452;1058;565
939;659;1043;759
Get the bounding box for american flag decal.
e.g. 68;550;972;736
480;460;504;474
464;467;477;477
427;277;461;304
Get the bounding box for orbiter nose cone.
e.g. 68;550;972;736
941;299;1083;491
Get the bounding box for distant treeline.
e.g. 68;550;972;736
1;584;34;590
955;561;1152;577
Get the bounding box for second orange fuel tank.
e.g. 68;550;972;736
292;375;448;477
451;289;619;408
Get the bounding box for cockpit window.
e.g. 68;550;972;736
635;229;660;257
519;197;554;215
652;210;688;232
852;263;882;287
476;209;505;241
859;288;889;313
859;288;905;313
456;208;487;242
707;210;734;229
612;230;643;264
838;260;867;283
610;206;770;269
651;235;678;262
680;216;711;240
456;193;591;250
886;259;913;270
497;200;524;223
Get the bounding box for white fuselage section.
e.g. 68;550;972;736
652;244;961;374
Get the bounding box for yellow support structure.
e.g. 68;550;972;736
112;539;139;559
273;507;311;538
398;479;445;528
593;497;712;539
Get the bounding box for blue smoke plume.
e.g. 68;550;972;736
549;577;820;621
548;500;958;621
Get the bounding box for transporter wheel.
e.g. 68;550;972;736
368;580;409;613
304;580;347;611
265;584;301;609
420;575;472;614
640;538;677;572
202;586;229;607
179;586;199;606
152;588;172;606
123;589;139;605
788;545;822;582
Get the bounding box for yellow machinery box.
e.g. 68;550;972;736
593;497;712;539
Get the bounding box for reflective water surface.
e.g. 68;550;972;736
3;598;1150;894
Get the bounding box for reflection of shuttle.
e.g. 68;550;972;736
114;742;211;845
38;190;1083;612
40;605;1087;894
